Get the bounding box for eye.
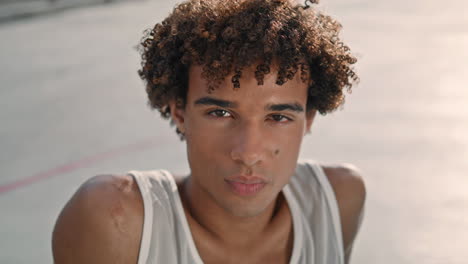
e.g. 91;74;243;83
269;114;292;123
208;109;232;118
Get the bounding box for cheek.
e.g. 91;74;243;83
273;126;305;153
185;119;229;162
270;126;305;178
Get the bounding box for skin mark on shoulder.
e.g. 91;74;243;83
110;199;128;234
97;174;142;235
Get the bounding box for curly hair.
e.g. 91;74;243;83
138;0;358;129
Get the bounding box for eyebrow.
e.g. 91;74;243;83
194;97;238;108
266;103;304;112
193;96;304;112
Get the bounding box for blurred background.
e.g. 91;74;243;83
0;0;467;263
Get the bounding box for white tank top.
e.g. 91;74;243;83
129;160;344;264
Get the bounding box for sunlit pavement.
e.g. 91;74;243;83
0;0;127;22
0;0;467;263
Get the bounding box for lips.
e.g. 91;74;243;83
224;175;268;196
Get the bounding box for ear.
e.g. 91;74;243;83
305;109;316;135
169;99;186;134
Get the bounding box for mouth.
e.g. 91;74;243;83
224;175;268;196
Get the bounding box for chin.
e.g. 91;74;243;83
217;192;277;218
225;205;268;218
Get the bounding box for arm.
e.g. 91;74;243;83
323;164;367;264
52;174;144;264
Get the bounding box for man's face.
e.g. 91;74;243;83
171;63;315;218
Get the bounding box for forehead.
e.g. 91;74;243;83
187;63;309;106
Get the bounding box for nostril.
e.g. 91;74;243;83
230;148;263;167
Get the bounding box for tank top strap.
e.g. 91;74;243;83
303;160;345;263
128;170;204;264
128;170;156;264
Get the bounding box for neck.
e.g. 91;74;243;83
179;176;289;247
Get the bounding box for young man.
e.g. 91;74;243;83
52;0;366;263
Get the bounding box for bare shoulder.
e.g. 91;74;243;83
322;163;366;206
52;174;144;264
321;163;366;261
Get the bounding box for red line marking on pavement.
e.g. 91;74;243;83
0;139;157;195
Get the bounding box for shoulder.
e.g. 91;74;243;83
321;163;366;260
321;163;366;207
52;174;144;264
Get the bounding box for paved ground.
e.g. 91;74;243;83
0;0;132;22
0;0;467;263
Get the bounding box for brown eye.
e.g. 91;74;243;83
208;109;232;118
270;114;292;122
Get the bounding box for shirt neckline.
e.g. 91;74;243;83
165;171;301;264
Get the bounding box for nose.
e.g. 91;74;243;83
230;121;267;168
